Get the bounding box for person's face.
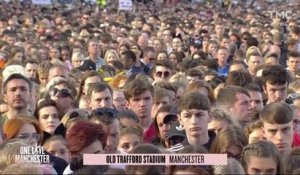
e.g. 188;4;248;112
138;37;148;50
179;109;210;138
145;51;156;66
39;75;48;86
17;124;39;146
38;49;48;61
154;66;171;81
287;57;300;73
103;119;120;153
6;36;16;45
265;57;279;65
157;53;167;60
223;144;242;160
186;76;200;85
48;67;67;81
156;112;172;140
169;53;178;65
172;38;182;51
208;44;217;53
229;64;245;72
72;57;83;68
50;84;73;113
263;121;293;155
162;30;172;43
13;52;24;62
106;52;118;64
216;49;229;66
221;38;230;48
215;25;224;36
81;15;90;25
248;55;262;73
113;90;127;111
89;88;113;110
118;133;141;153
128;90;153;119
88;41;100;55
120;55;132;70
208;120;229;135
174;170;197;175
4;79;31;110
49;48;60;60
246;156;277;175
38;106;60;134
79;139;104;155
154;40;162;52
230;35;238;43
25;63;38;79
61;50;69;61
119;46;128;55
83;76;102;95
264;82;288;103
249;128;265;144
120;117;138;128
248;91;264;112
152;97;171;119
46;140;70;163
229;93;252;123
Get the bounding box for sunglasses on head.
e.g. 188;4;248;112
92;108;118;119
50;88;71;98
156;71;171;78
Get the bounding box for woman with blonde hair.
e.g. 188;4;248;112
104;49;119;67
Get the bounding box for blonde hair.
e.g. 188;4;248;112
168;73;189;86
2;163;54;175
104;50;119;64
0;139;28;173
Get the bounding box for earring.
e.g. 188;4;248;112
176;125;184;131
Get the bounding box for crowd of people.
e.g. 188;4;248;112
0;0;300;174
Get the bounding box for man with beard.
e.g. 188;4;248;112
124;78;155;143
0;74;32;129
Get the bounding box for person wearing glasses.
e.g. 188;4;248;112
3;115;68;174
151;59;173;82
0;73;32;130
47;77;77;116
141;46;156;69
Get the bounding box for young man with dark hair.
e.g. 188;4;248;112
216;86;253;127
260;102;294;158
24;59;39;79
286;51;300;78
0;74;32;128
261;65;290;104
186;68;203;84
177;92;215;150
141;46;156;69
151;59;174;82
86;82;113;110
244;83;264;112
124;78;155;143
120;50;149;75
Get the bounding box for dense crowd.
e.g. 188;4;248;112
0;0;300;174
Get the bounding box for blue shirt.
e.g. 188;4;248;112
218;64;229;77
